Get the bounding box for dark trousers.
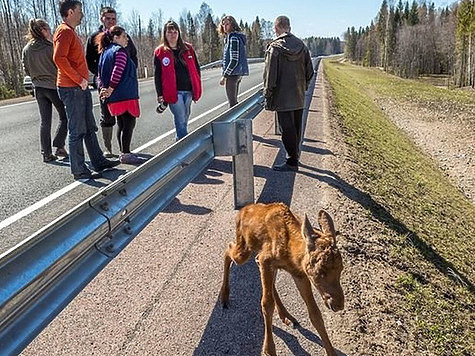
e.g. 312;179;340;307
35;87;68;155
225;75;242;107
116;112;136;153
99;95;116;127
276;109;304;166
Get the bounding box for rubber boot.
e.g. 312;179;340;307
102;126;114;158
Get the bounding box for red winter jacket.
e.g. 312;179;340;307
154;43;202;103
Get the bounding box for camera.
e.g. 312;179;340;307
156;101;168;114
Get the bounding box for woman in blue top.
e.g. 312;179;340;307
96;26;144;165
218;15;249;107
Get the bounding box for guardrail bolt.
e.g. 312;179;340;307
119;188;127;196
100;202;109;211
106;243;115;252
124;226;132;235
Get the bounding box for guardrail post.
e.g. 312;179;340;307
212;118;255;209
274;112;281;135
233;119;254;208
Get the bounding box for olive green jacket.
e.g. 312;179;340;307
22;39;58;90
263;33;314;111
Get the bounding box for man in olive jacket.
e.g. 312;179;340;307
263;15;314;172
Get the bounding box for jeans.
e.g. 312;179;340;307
169;91;193;140
276;109;304;166
57;87;108;175
35;87;68;155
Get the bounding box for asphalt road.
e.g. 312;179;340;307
0;63;265;255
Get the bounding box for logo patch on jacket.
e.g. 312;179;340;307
162;57;171;66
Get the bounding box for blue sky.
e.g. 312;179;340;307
117;0;453;39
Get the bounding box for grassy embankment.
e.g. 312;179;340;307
324;60;474;355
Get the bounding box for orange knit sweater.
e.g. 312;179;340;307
53;22;88;87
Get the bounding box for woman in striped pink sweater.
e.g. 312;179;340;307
96;26;145;165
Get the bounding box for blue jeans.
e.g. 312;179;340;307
169;91;192;140
57;87;108;175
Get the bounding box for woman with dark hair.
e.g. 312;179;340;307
22;18;69;162
153;20;202;140
218;15;249;107
96;25;144;165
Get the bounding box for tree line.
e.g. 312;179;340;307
0;0;342;100
344;0;475;87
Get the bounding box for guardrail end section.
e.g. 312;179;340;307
212;119;253;157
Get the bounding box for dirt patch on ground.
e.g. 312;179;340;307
377;96;475;203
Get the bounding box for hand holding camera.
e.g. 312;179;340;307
156;96;168;114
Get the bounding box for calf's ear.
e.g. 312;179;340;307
318;210;336;237
302;213;317;251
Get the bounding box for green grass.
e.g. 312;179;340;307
324;60;475;355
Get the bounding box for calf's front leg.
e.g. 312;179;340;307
292;275;338;356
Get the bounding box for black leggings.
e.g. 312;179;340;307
225;76;242;107
35;87;68;155
116;112;136;153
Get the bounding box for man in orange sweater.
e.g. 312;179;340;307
54;0;119;180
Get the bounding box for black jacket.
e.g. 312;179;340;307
263;33;314;111
86;25;138;75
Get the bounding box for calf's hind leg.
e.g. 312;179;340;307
272;270;298;327
220;238;252;308
259;260;277;356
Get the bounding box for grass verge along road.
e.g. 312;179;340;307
324;59;474;355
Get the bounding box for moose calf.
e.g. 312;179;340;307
220;203;344;356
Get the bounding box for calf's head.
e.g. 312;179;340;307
302;210;344;312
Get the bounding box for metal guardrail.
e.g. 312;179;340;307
200;57;264;70
0;90;264;355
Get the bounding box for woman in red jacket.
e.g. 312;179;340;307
154;21;201;140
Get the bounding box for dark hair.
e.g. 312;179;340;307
275;15;291;32
218;15;241;35
160;20;189;65
59;0;81;18
26;18;49;42
100;6;116;18
95;25;125;53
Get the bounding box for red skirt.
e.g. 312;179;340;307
108;99;140;118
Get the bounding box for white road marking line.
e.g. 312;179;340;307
0;82;263;231
0;100;36;109
0;182;81;230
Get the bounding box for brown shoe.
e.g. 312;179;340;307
43;154;58;163
55;147;69;158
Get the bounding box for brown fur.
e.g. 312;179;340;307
220;202;344;356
